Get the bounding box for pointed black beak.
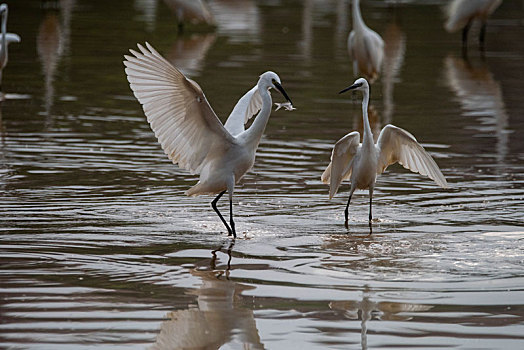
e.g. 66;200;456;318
339;82;362;94
274;81;293;105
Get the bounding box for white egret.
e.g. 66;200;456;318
347;0;384;82
444;0;502;52
124;43;292;238
0;4;21;90
321;78;448;228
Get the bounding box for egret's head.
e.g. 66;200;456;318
339;77;369;94
0;4;7;15
259;71;293;105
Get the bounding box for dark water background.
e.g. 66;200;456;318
1;0;523;349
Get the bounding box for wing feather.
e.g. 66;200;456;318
321;132;361;199
377;124;448;188
124;42;236;174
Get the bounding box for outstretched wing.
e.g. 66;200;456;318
321;131;361;199
376;124;448;188
224;85;262;136
124;42;236;174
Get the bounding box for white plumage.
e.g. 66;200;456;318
444;0;502;51
124;42;293;237
322;78;448;228
347;0;384;82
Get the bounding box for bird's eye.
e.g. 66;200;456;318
272;79;276;84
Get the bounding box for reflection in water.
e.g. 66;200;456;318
37;13;62;116
336;0;349;57
299;0;313;62
165;33;216;76
208;0;260;43
330;287;433;350
163;0;215;28
149;241;264;349
382;19;405;125
37;2;74;116
444;55;509;163
134;0;159;32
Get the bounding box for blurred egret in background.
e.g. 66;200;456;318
444;0;502;52
0;3;21;92
348;0;384;82
124;43;293;237
321;78;448;229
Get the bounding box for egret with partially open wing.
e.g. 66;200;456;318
322;78;448;229
124;42;293;237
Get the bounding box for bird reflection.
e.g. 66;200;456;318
444;54;509;163
382;18;405;125
336;0;349;57
163;0;215;31
330;286;433;350
37;12;62;117
37;1;75;116
134;0;159;32
165;33;216;76
347;0;384;82
149;240;264;350
207;0;260;43
299;0;313;62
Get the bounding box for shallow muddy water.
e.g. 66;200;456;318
1;0;523;349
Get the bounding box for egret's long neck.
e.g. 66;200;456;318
244;87;272;149
352;0;365;31
361;87;373;145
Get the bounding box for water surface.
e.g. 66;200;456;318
1;0;523;349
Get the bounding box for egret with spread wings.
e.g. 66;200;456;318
321;78;448;229
124;43;293;238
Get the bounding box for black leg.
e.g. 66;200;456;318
344;194;352;229
229;197;236;238
369;195;373;222
211;190;233;236
462;20;472;56
479;21;487;52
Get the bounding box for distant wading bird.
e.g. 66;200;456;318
444;0;502;52
0;3;21;91
348;0;384;82
124;43;293;238
321;78;448;229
